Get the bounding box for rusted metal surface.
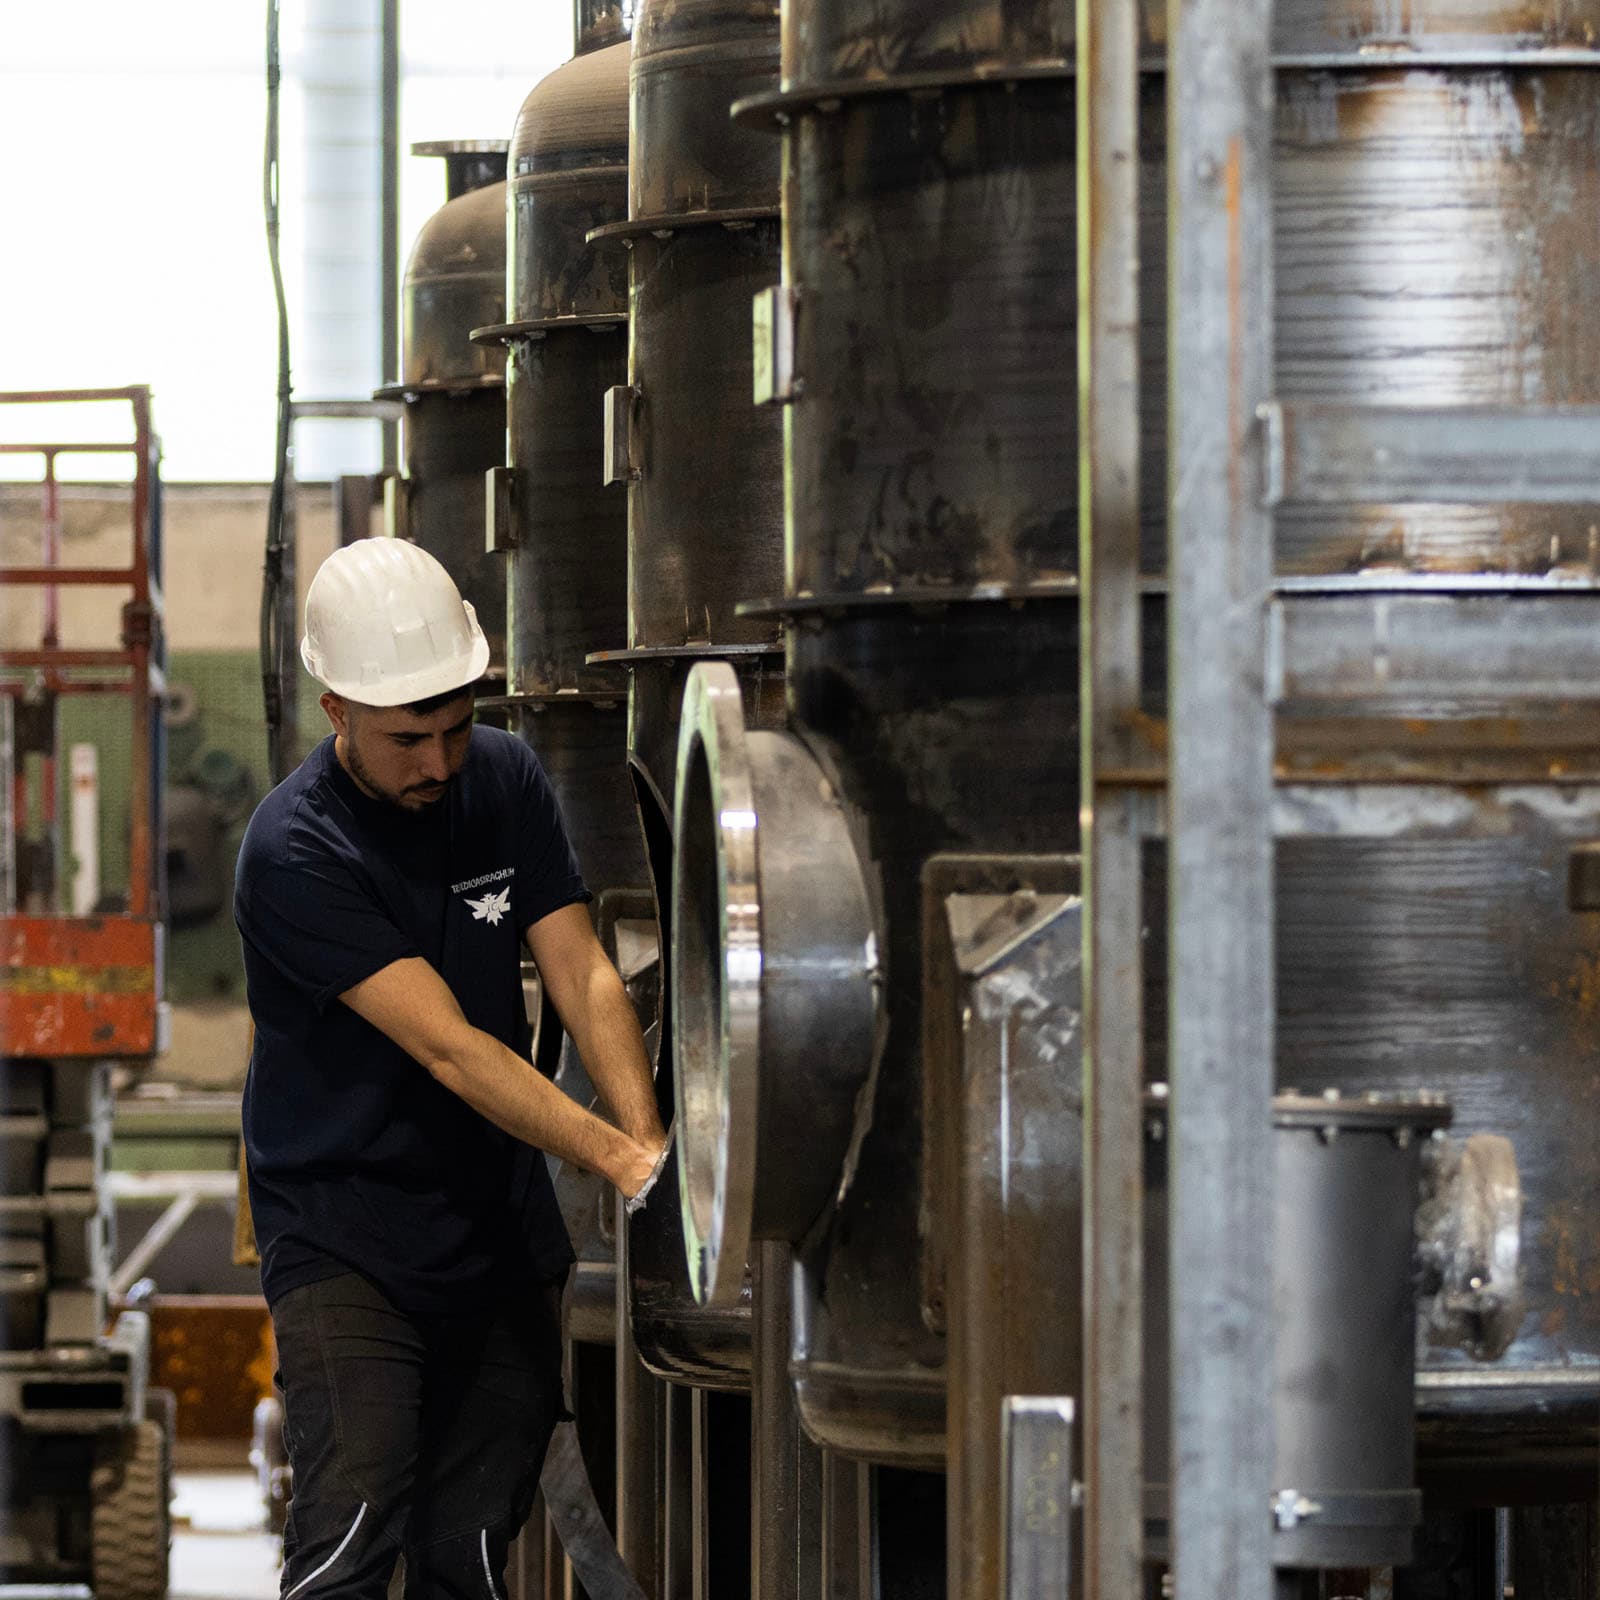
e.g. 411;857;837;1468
784;609;1077;1467
0;919;161;1060
507;44;633;329
780;0;1076;85
781;0;1600;87
783;82;1076;598
751;1242;823;1600
630;0;780;221
621;222;785;651
932;871;1083;1600
1272;66;1600;579
396;168;508;391
1263;402;1600;507
1077;0;1148;1595
505;331;632;699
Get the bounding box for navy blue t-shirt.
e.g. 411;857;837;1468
235;726;588;1314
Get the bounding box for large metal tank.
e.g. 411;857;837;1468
670;0;1600;1587
478;30;651;1599
684;0;1082;1478
585;0;788;1395
380;142;510;679
486;41;644;899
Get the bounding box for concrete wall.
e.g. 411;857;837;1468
0;481;343;652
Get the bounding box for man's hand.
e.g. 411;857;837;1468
341;956;655;1194
618;1133;669;1204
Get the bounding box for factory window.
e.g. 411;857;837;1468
0;2;568;483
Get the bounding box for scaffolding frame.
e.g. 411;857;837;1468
1077;6;1600;1597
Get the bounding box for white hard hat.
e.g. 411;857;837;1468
301;538;490;707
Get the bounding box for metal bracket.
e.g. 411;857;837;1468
752;284;800;406
1271;1489;1323;1531
1001;1396;1075;1600
1415;1133;1525;1362
603;385;640;486
1261;400;1600;507
485;465;515;554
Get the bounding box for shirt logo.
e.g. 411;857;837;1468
466;886;512;927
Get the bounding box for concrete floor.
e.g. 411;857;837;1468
170;1471;280;1600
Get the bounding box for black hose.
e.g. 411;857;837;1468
262;0;294;785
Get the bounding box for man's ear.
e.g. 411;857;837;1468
321;691;351;738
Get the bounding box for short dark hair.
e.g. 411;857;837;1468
399;682;479;717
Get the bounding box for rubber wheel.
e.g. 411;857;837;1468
90;1408;172;1600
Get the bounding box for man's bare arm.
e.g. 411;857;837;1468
524;903;666;1150
340;956;660;1196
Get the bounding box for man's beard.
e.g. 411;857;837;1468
346;737;449;813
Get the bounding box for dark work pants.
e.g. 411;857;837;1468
270;1271;565;1600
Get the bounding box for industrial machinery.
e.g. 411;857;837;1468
586;0;792;1589
0;387;174;1600
380;139;511;685
387;0;1600;1596
476;11;656;1594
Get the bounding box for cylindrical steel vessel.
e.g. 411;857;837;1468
494;40;644;896
591;0;787;1393
702;0;1083;1479
382;143;509;676
493;31;662;1600
1143;1091;1454;1572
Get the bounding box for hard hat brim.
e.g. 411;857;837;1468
302;617;492;708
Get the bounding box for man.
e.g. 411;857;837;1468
235;538;666;1600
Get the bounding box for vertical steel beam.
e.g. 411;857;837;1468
752;1241;823;1600
663;1383;696;1600
1077;0;1145;1596
821;1453;872;1600
1166;0;1276;1594
128;389;154;918
617;1221;666;1594
380;0;400;474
